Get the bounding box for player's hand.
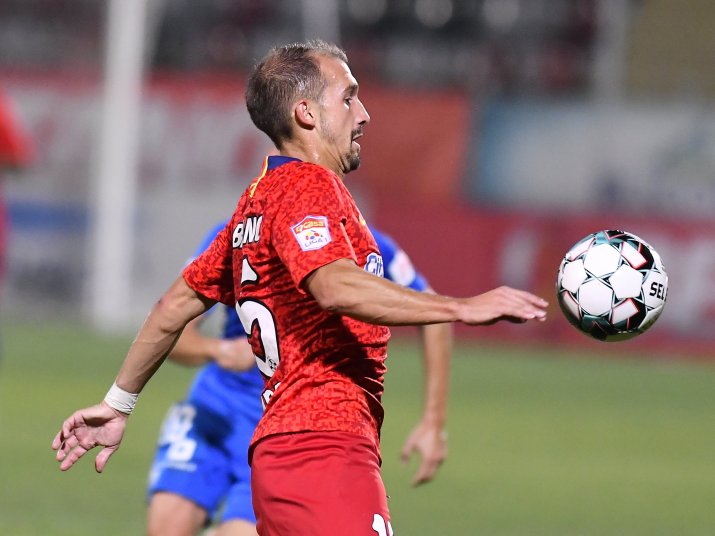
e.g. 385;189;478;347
459;286;548;325
400;419;448;487
51;402;128;473
212;338;256;371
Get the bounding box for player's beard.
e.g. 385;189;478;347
320;116;361;173
346;128;362;172
346;152;361;172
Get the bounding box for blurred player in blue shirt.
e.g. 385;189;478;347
146;223;453;536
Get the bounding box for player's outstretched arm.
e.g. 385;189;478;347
305;258;548;326
51;276;215;472
168;316;255;371
401;321;452;486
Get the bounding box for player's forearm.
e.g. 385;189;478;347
420;322;453;427
307;259;461;326
115;276;212;393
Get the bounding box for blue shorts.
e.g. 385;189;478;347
147;402;257;524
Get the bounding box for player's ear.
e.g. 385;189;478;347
294;99;316;129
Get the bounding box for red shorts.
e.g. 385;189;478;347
251;431;393;536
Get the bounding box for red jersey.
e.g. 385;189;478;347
183;156;390;454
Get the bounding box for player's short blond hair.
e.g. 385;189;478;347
246;40;348;148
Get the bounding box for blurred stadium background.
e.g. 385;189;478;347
2;1;715;534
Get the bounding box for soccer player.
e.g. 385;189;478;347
146;221;452;536
52;40;547;535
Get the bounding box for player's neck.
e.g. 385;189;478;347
278;139;345;179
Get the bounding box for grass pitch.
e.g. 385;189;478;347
2;322;714;535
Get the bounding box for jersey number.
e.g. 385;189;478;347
372;514;394;536
159;404;197;462
236;257;280;378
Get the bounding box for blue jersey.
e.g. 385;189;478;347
148;222;428;523
372;227;428;293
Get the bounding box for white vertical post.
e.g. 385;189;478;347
89;0;147;331
592;0;633;102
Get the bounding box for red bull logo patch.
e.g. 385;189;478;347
291;215;332;251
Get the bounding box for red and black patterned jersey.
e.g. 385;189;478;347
183;156;391;454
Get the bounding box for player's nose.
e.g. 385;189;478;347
357;98;370;126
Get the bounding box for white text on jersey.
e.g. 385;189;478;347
233;216;263;249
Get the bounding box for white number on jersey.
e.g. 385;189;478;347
372;514;394;536
236;257;280;378
158;404;197;462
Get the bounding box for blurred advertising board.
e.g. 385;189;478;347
375;201;715;358
2;73;469;324
468;99;715;220
3;73;272;320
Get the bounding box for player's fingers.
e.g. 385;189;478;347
52;416;76;450
51;429;65;450
510;297;548;321
95;446;118;473
490;289;546;322
516;289;548;308
55;435;80;461
513;293;548;313
400;437;417;463
503;287;549;311
501;309;542;323
412;459;438;487
504;285;547;302
59;444;88;471
510;308;546;322
60;413;83;443
56;437;77;461
55;444;67;461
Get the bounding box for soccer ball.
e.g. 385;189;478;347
556;230;668;341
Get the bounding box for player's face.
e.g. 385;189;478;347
315;56;370;174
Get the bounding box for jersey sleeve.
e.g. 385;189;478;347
271;165;356;290
371;227;429;291
183;219;236;305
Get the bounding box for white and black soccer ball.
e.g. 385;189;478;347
556;230;668;341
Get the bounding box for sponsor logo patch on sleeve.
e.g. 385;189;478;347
291;215;332;251
364;252;384;277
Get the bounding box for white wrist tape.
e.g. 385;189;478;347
104;382;139;415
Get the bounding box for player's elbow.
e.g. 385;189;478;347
153;295;191;335
152;277;208;334
311;280;358;314
306;264;361;314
